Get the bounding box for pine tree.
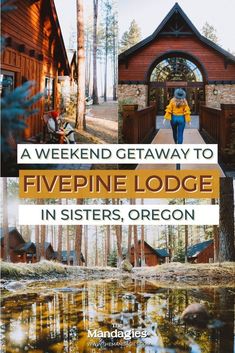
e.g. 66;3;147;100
107;249;117;267
202;22;219;44
92;0;99;104
119;20;141;53
76;0;86;130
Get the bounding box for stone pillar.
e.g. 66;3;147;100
118;84;148;109
205;84;235;108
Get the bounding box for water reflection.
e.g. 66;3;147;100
0;279;234;353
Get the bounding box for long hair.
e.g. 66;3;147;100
173;97;188;108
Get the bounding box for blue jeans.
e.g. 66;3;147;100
170;115;185;144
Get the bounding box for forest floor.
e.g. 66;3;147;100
67;100;118;145
1;261;235;288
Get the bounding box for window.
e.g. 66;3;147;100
45;77;55;111
150;57;203;82
0;70;15;97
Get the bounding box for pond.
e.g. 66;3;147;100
0;279;234;353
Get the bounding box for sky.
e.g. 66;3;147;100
54;0;235;53
118;0;235;52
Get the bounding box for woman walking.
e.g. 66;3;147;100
164;88;191;144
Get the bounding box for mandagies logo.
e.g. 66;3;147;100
87;328;148;341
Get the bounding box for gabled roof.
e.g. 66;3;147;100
187;239;213;258
44;242;54;251
119;2;235;64
15;241;36;253
134;240;169;258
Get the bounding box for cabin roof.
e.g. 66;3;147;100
49;0;70;75
133;240;169;258
44;242;54;250
155;248;169;258
187;239;213;258
119;2;235;63
15;241;36;253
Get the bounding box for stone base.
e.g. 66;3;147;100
205;84;235;108
118;84;148;109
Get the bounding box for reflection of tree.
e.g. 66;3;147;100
2;282;234;353
216;288;234;353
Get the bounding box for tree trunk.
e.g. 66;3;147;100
66;225;70;265
85;29;90;95
211;198;219;262
40;225;46;260
76;0;86;130
74;199;83;266
57;199;63;262
84;224;88;266
104;8;108;102
2;178;10;262
35;224;40;262
95;226;98;266
168;225;172;262
92;0;99;104
183;199;188;263
127;225;132;261
184;225;188;263
112;18;117;101
219;178;235;261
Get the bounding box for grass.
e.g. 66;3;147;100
1;260;234;284
1;260;68;279
0;260;120;280
133;262;235;286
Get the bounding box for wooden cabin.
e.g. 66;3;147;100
187;240;214;263
130;240;169;266
68;49;78;89
1;0;70;140
44;242;56;260
14;241;37;263
119;3;235;113
0;227;36;263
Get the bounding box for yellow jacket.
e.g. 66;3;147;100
164;98;191;122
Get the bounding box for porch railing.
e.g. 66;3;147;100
122;104;157;144
200;104;235;165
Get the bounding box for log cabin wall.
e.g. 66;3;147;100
1;0;69;139
130;242;160;266
197;242;214;263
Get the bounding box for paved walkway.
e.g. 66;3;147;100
136;129;225;176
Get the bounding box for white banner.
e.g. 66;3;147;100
17;144;218;164
18;204;219;225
